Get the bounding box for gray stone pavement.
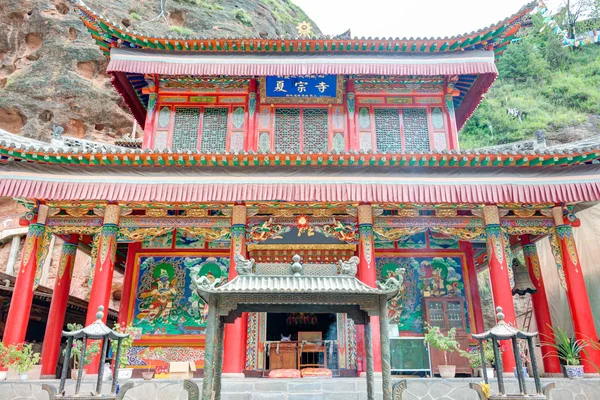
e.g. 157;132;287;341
1;377;600;400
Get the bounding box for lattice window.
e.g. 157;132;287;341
403;108;430;152
302;108;328;153
200;108;228;153
274;108;300;153
374;108;401;153
172;107;200;151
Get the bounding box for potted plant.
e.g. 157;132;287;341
423;323;460;378
62;323;101;380
6;343;40;380
541;325;590;379
0;343;7;380
460;341;497;378
514;341;530;378
141;348;165;380
111;322;135;380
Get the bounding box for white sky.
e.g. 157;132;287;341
293;0;563;39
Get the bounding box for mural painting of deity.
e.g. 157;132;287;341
132;255;229;335
377;256;467;333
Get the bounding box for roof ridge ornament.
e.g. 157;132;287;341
295;21;313;38
234;253;255;275
376;269;405;291
192;273;221;291
291;254;303;276
338;256;359;277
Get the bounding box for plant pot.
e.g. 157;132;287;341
513;367;529;379
564;365;584;379
117;368;133;380
438;365;456;379
476;367;495;378
19;373;29;381
71;369;86;380
0;371;7;381
142;371;154;380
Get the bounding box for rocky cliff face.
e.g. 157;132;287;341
0;0;319;142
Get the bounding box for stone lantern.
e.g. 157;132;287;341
43;306;129;400
469;307;554;400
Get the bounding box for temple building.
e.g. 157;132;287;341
2;0;600;382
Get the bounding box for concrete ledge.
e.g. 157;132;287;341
2;377;600;400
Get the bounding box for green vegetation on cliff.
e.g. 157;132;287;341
460;15;600;149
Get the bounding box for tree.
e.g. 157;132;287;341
562;0;595;39
545;31;569;70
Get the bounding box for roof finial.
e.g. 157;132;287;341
296;21;313;38
96;305;104;320
495;306;505;323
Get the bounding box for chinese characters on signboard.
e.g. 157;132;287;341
265;75;338;98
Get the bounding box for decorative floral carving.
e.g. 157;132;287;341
315;220;358;244
184;209;209;217
247;219;289;243
373;226;426;241
146;208;168;217
179;227;230;241
119;227;173;242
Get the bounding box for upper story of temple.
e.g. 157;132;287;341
74;1;535;155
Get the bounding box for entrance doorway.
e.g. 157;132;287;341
265;313;338;370
267;312;337;341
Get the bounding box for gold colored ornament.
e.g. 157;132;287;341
429;227;485;241
119;227;173;242
49;226;101;236
65;208;91;218
434;209;457;217
373;227;425;241
513;209;536;218
146;208;168;217
397;209;419;217
247;244;356;251
185;208;209;217
48;208;61;217
296;21;313;38
179;227;230;241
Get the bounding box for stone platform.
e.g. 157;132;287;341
1;377;600;400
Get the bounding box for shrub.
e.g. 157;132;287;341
169;25;194;36
234;9;253;27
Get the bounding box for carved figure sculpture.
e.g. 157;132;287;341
338;256;359;277
377;269;405;290
192;274;220;290
234;253;255;275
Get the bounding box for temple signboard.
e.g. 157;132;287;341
260;75;344;104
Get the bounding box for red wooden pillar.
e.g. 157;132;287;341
85;204;120;373
483;205;517;372
118;242;139;326
223;204;247;375
40;235;79;378
3;205;49;345
357;204;382;373
459;241;485;333
521;236;562;374
552;207;600;372
141;77;157;150
444;76;459;151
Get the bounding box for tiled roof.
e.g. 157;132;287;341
73;0;535;59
